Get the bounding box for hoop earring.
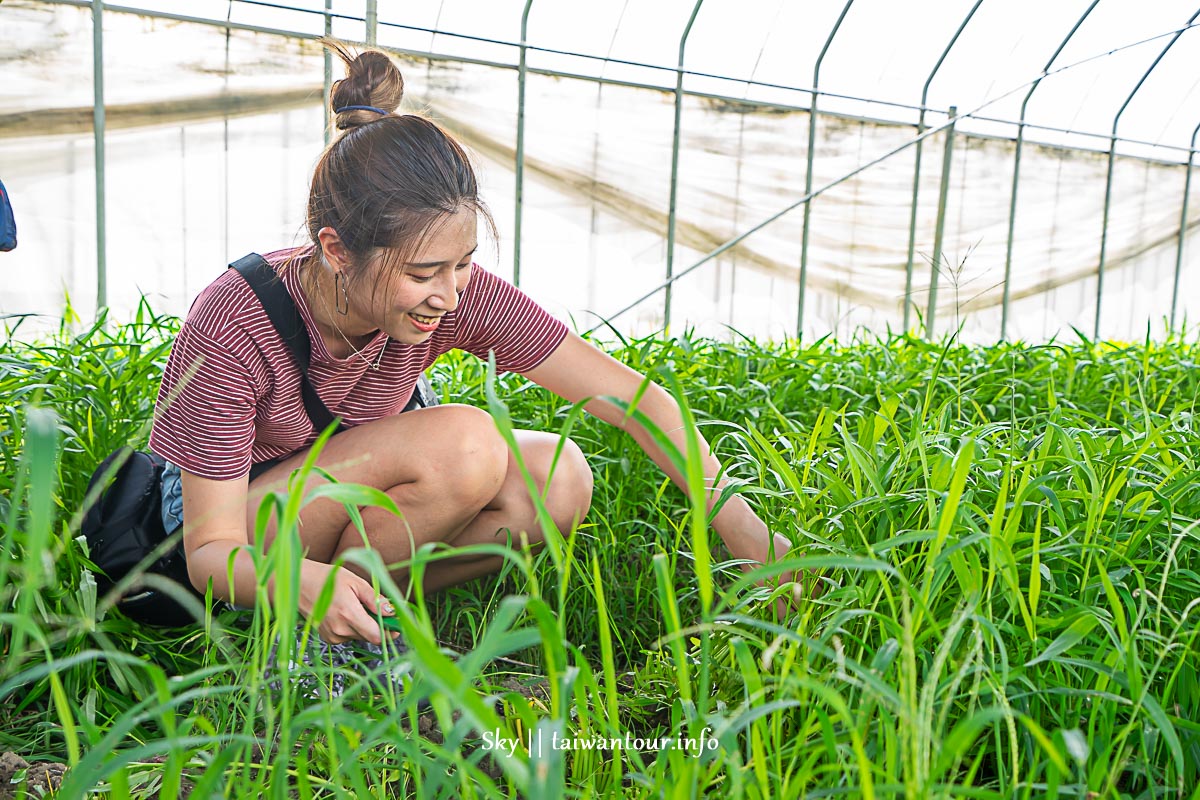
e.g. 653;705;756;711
334;271;350;316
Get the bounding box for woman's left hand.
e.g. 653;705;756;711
522;334;820;618
713;505;818;619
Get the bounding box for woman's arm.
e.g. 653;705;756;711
523;333;791;570
180;470;393;644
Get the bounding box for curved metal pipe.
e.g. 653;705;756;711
1171;119;1200;329
902;0;984;333
513;0;534;287
664;0;706;332
1001;0;1100;340
1095;7;1200;339
797;0;855;338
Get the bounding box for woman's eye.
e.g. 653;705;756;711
411;264;468;283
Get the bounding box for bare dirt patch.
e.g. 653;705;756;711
0;752;67;799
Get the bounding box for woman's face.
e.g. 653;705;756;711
357;208;478;344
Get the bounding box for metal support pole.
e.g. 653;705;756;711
513;0;534;287
927;106;957;339
1172;121;1200;329
586;111;966;337
903;0;982;332
798;0;854;339
365;0;377;46
1096;8;1200;340
664;0;705;332
1002;1;1098;340
323;0;332;145
92;0;107;311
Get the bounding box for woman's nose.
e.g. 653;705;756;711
427;270;459;311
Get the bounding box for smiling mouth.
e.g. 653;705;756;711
409;312;442;330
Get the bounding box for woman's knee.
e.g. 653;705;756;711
533;436;594;534
413;404;508;507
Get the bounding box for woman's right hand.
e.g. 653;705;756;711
299;560;398;646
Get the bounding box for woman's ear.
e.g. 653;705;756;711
317;227;351;272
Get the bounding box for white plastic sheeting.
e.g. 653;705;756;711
1;0;1198;343
426;65;1199;342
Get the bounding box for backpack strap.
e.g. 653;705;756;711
229;253;343;435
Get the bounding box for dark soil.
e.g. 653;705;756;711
0;752;66;798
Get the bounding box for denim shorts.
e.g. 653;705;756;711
159;458;284;539
161;461;184;536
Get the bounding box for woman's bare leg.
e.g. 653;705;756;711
247;404;509;563
247;406;594;594
395;429;594;593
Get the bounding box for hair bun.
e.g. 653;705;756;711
322;39;404;130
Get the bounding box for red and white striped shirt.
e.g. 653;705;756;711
149;247;568;480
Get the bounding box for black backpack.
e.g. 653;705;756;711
81;448;186;626
82;254;438;626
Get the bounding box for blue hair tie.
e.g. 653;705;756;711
335;105;389;116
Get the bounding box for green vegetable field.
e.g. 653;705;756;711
2;304;1198;798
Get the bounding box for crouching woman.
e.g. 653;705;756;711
148;43;791;646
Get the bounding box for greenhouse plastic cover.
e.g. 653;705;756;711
1;0;1198;343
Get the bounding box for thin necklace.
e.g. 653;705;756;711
316;275;387;371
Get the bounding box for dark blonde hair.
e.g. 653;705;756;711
303;40;494;292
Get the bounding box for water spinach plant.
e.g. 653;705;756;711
1;305;1198;798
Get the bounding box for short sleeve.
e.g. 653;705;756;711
452;265;569;373
148;321;262;480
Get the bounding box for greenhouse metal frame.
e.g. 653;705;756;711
29;0;1200;341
